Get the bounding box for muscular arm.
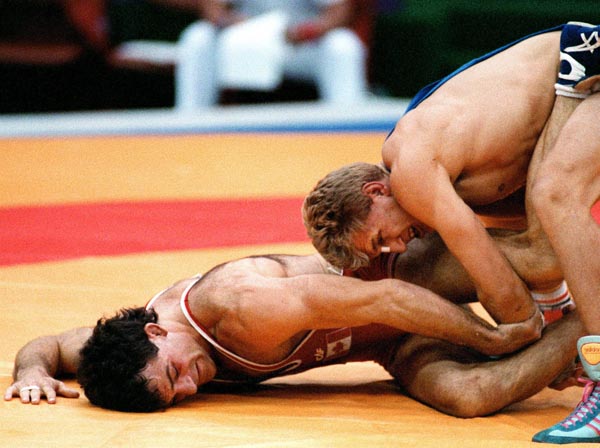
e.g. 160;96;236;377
383;131;537;325
4;327;92;404
237;268;541;357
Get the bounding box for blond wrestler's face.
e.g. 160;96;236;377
142;323;217;406
352;181;430;259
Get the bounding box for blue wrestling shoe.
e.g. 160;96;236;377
533;336;600;444
532;379;600;444
555;21;600;98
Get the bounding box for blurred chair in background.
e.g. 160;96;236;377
107;0;370;111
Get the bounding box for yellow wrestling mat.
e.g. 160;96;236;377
0;132;585;447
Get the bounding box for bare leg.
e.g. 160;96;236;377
491;96;583;291
528;22;600;444
393;227;561;306
531;95;600;333
386;312;585;418
391;233;478;304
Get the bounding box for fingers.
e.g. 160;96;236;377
19;385;41;404
57;382;80;399
4;381;80;404
4;384;18;401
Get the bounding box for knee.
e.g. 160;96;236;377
531;162;570;222
422;371;499;418
437;393;494;418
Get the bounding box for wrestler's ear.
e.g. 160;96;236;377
362;181;389;198
144;323;168;339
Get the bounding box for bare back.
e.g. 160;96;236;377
380;30;564;325
383;31;560;207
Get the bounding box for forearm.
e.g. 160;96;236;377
442;218;537;324
13;336;62;380
294;274;540;356
13;327;89;380
380;280;540;355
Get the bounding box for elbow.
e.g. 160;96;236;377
530;158;581;225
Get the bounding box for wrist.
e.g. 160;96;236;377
16;364;50;379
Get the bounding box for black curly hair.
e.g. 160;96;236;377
77;307;167;412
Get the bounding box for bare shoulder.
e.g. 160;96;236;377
384;102;459;162
209;254;327;281
193;254;327;316
384;102;469;190
197;256;325;358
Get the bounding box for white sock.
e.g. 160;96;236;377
531;281;575;325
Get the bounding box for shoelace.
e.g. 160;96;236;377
561;378;600;428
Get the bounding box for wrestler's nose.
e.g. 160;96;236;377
174;376;197;402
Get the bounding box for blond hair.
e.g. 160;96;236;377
302;162;388;270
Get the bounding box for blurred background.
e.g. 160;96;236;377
1;0;599;115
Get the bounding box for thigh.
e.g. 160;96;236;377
391;233;477;303
389;312;585;417
532;94;600;330
538;94;600;205
525;97;582;224
529;97;578;165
